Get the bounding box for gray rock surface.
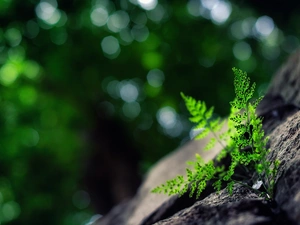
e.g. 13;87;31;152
153;185;273;225
270;112;300;223
95;129;225;225
95;51;300;225
143;110;300;225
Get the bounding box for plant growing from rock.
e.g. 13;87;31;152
151;68;279;200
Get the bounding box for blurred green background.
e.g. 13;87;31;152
0;0;299;224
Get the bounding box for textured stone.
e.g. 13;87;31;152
143;111;300;225
95;131;225;225
95;51;300;225
153;185;273;225
268;112;300;224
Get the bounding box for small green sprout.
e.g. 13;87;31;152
151;68;279;200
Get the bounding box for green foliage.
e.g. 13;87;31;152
152;68;279;200
180;92;227;150
2;1;294;223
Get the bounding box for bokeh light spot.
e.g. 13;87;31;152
90;7;108;27
2;201;20;222
47;10;61;25
122;102;141;119
35;1;61;25
23;60;40;79
147;69;164;87
138;0;158;10
119;28;133;45
0;63;19;86
25;20;40;39
143;33;160;50
18;86;38;105
20;128;39;147
157;106;177;129
119;81;139;102
201;0;219;10
131;25;149;42
210;1;231;25
0;0;12;13
157;106;183;137
106;80;120;99
131;12;147;25
107;10;130;33
146;4;165;22
233;41;252;61
187;0;201;17
142;52;162;69
4;28;22;47
145;83;161;97
241;17;256;37
230;21;245;40
8;46;25;62
101;36;120;58
255;16;274;37
56;10;68;27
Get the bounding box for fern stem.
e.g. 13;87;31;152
210;128;226;150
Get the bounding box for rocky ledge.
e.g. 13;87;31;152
95;51;300;225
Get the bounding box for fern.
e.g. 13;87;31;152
180;92;228;151
152;68;279;200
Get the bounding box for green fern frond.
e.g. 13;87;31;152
210;117;226;132
216;148;228;161
186;153;204;167
231;67;256;110
152;67;279;201
227;181;235;195
181;92;221;140
195;128;210;140
181;92;210;124
212;179;222;192
204;138;217;151
151;175;186;196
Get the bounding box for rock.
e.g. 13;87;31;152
276;160;300;223
95;125;227;225
94;51;300;225
143;110;300;225
269;111;300;223
153;185;273;225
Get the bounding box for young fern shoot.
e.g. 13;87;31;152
151;93;226;198
180;92;227;149
151;68;279;200
224;68;278;199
